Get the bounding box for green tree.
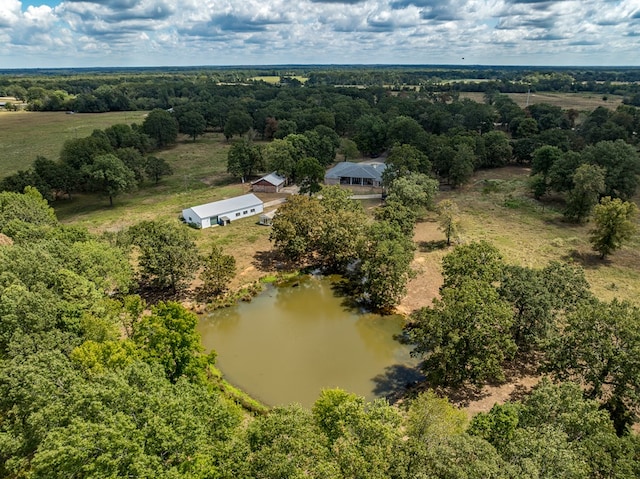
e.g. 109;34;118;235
141;108;179;147
263;138;296;183
179;110;206;141
226;137;263;182
0;187;57;233
200;244;236;296
296;157;325;195
382;143;431;186
436;199;460;246
448;144;475;188
589;196;638;259
315;187;367;272
82;154;137;207
408;279;516;386
224;110;253;140
128;220;199;291
338;138;359;161
354;114;387;157
374;199;417;237
270;195;323;264
312;389;401;479
583;139;640;200
59;134;113;170
144;156;173;184
481;131;512;168
357;221;415;312
386;173;439;215
405;390;467;444
441;240;504;288
564;163;606;223
546;299;640;433
132;301;215;383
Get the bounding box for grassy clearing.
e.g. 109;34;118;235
0;110;149;177
442;167;640;303
459;91;623;110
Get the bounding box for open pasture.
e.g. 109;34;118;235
459;91;624;110
0;110;148;177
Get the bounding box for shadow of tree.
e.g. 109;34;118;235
371;364;425;403
562;248;610;269
418;240;449;252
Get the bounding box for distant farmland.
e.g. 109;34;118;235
0;110;148;177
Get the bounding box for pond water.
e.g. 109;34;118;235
198;275;422;408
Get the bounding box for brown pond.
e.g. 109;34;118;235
198;275;422;408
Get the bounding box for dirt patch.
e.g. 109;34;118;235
397;219;447;315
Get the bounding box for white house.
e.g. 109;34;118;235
182;193;264;229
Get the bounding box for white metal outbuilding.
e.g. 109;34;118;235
182;193;264;229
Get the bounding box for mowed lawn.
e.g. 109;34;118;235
0;110;148;177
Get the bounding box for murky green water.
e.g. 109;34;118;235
198;275;421;408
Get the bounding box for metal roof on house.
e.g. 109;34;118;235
187;193;263;219
324;162;386;181
251;171;285;187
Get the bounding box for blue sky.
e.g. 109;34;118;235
2;0;640;68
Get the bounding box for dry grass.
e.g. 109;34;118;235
0;110;149;177
459;91;623;111
401;166;640;314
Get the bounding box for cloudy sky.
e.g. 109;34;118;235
1;0;639;68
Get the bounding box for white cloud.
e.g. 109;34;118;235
0;0;638;67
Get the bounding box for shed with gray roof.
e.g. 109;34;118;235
324;162;386;187
251;171;286;193
182;193;264;228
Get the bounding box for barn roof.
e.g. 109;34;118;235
186;193;263;219
252;171;285;187
325;162;386;181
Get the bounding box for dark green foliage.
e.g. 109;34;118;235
224;110;253;139
563;163;606;222
408;279;516;386
201;244;236;296
128;220;199;291
144;155;173;184
441;240;504;288
179;110;207;141
82;154;137;206
296;157;325;195
448;143;475;187
589;196;638;258
583;140;640;200
546;299;640;433
226;137;263;181
357;221;415;312
375;199;417;237
132;301;215;383
142;108;179;147
480;130;512;168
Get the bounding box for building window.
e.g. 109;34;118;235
235;212;241;217
243;210;248;214
250;208;255;212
